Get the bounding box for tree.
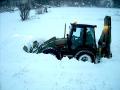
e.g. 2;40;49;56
18;0;31;21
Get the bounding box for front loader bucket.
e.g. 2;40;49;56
98;16;112;58
23;37;57;54
23;40;40;53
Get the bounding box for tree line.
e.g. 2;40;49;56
0;0;120;9
0;0;119;21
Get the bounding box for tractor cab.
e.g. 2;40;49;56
68;24;97;52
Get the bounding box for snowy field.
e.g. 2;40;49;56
0;7;120;90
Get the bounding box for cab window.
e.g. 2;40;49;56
86;27;95;46
71;27;83;49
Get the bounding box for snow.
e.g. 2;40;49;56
0;7;120;90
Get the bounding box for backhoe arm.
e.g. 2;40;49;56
98;16;112;59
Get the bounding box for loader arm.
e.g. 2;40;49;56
98;16;112;58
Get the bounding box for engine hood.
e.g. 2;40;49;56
55;38;67;46
38;37;67;53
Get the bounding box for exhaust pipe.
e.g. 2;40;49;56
64;23;66;38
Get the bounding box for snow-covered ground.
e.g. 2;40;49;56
0;7;120;90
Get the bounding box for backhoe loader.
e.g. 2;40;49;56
23;16;112;63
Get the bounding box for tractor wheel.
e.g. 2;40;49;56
75;50;96;63
68;56;73;59
42;48;62;60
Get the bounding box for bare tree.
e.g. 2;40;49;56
18;0;31;21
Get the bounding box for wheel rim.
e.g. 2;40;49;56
78;54;92;62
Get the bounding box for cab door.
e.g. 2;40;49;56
71;27;84;49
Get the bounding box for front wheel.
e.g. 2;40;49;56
42;47;63;60
75;50;96;63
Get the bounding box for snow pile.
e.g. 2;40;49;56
0;7;120;90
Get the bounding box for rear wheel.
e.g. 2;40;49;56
78;54;92;62
75;50;96;63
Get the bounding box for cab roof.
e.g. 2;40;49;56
71;23;97;28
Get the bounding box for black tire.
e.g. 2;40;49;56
68;56;73;59
75;50;96;63
42;47;62;60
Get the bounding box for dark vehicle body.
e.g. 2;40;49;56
23;16;112;63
